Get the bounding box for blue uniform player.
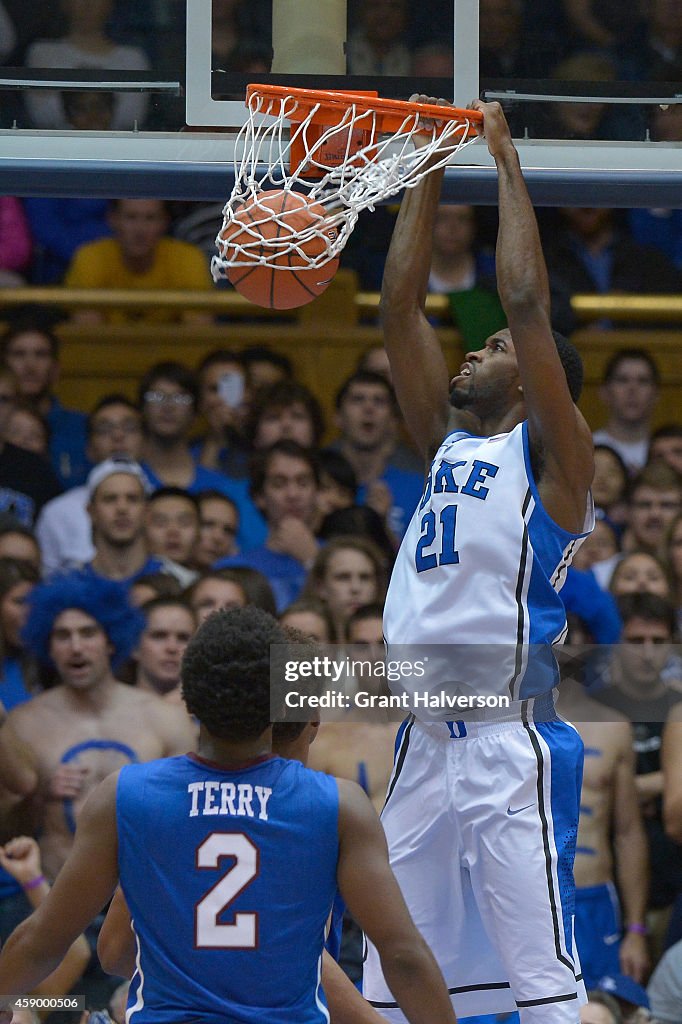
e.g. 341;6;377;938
362;100;595;1024
95;720;370;1022
0;607;458;1024
117;753;338;1023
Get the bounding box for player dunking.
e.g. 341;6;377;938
362;100;594;1024
0;607;457;1024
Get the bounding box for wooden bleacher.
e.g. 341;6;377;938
1;273;681;434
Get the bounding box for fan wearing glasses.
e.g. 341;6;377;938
139;361;264;554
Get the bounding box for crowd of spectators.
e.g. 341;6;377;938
1;4;682;1023
2;192;682;329
2;2;682;297
0;309;677;1019
1;0;682;138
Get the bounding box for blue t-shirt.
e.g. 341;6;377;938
561;567;622;645
117;754;339;1024
47;398;90;489
0;657;34;899
629;208;682;271
142;463;266;553
215;547;307;612
0;657;32;712
190;437;250;481
80;556;167;590
357;465;424;540
23;197;112;283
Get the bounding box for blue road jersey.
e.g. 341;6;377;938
117;753;339;1024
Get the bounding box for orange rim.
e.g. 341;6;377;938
246;83;482;137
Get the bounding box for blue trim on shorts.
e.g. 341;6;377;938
393;716;410;761
535;720;584;964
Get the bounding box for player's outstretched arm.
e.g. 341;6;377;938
471;99;593;532
381;100;471;461
336;780;457;1024
0;772;119;1002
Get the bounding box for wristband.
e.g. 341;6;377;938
22;875;46;891
627;923;648;936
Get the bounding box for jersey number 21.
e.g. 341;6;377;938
416;504;459;572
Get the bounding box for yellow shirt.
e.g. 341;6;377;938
64;237;212;323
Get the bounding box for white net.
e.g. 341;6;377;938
211;89;478;281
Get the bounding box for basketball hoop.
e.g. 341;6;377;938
212;84;482;283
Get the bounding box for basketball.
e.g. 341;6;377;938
218;190;340;310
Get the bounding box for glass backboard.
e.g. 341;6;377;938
0;0;680;204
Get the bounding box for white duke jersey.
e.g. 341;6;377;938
384;422;593;705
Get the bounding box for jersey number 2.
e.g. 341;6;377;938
195;833;258;948
415;505;459;572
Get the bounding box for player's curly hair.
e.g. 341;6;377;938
182;606;290;741
22;572;145;669
552;330;583;403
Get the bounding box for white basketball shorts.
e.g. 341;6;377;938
363;704;587;1024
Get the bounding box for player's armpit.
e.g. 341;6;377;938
98;887;136;978
335;780;457;1024
321;951;385;1024
511;313;594;532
